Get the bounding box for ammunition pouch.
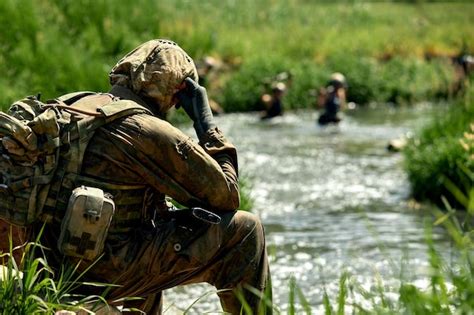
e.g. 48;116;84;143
58;186;115;261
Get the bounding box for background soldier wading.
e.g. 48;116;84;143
2;39;272;314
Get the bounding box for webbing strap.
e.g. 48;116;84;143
9;174;55;192
64;174;145;207
99;101;152;120
66;100;151;175
46;97;151;221
41;136;61;152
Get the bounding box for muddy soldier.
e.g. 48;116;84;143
26;39;272;314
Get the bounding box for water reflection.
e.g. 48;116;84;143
165;105;451;313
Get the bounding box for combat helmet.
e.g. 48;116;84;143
109;39;198;111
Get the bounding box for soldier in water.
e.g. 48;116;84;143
317;72;348;126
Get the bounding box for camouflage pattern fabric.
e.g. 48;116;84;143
109;39;198;111
39;87;271;314
35;38;272;314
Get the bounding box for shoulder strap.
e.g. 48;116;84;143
67;98;152;173
42;96;153;223
56;91;97;105
98;99;153;121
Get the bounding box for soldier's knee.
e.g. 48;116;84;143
233;211;265;246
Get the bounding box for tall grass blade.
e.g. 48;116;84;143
295;283;312;315
182;288;231;314
288;276;296;315
441;175;469;209
337;272;347;315
322;287;333;315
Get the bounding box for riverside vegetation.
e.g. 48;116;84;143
404;85;473;210
0;0;473;313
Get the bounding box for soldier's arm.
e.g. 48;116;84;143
112;114;240;212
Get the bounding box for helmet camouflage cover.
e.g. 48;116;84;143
109;39;199;108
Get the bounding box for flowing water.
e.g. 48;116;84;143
166;105;453;314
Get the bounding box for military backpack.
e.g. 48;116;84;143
0;92;151;227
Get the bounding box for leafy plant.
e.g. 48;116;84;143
0;226;113;314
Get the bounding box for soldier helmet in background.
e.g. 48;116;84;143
203;56;217;69
271;82;287;93
329;72;348;90
109;39;198;110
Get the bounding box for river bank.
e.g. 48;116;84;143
403;85;473;209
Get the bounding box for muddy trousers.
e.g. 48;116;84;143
95;210;272;315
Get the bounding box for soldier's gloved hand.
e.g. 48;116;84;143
176;77;216;140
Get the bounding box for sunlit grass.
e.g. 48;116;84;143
1;0;472;110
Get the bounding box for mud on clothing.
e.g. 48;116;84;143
41;86;271;314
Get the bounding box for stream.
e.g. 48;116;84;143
165;105;453;314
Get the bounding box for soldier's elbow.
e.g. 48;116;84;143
214;187;240;211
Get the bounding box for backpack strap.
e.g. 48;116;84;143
67;99;152;171
42;98;152;223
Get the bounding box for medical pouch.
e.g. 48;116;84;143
58;186;115;261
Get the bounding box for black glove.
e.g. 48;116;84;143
176;77;215;140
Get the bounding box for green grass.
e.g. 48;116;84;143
404;83;474;208
0;227;115;314
1;1;473;111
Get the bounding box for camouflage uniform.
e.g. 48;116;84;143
41;40;271;314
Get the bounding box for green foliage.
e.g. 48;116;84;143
0;227;112;314
1;1;473;110
219;53;457;111
219;56;292;112
238;174;255;211
404;85;474;208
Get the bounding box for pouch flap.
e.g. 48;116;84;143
84;186;104;219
